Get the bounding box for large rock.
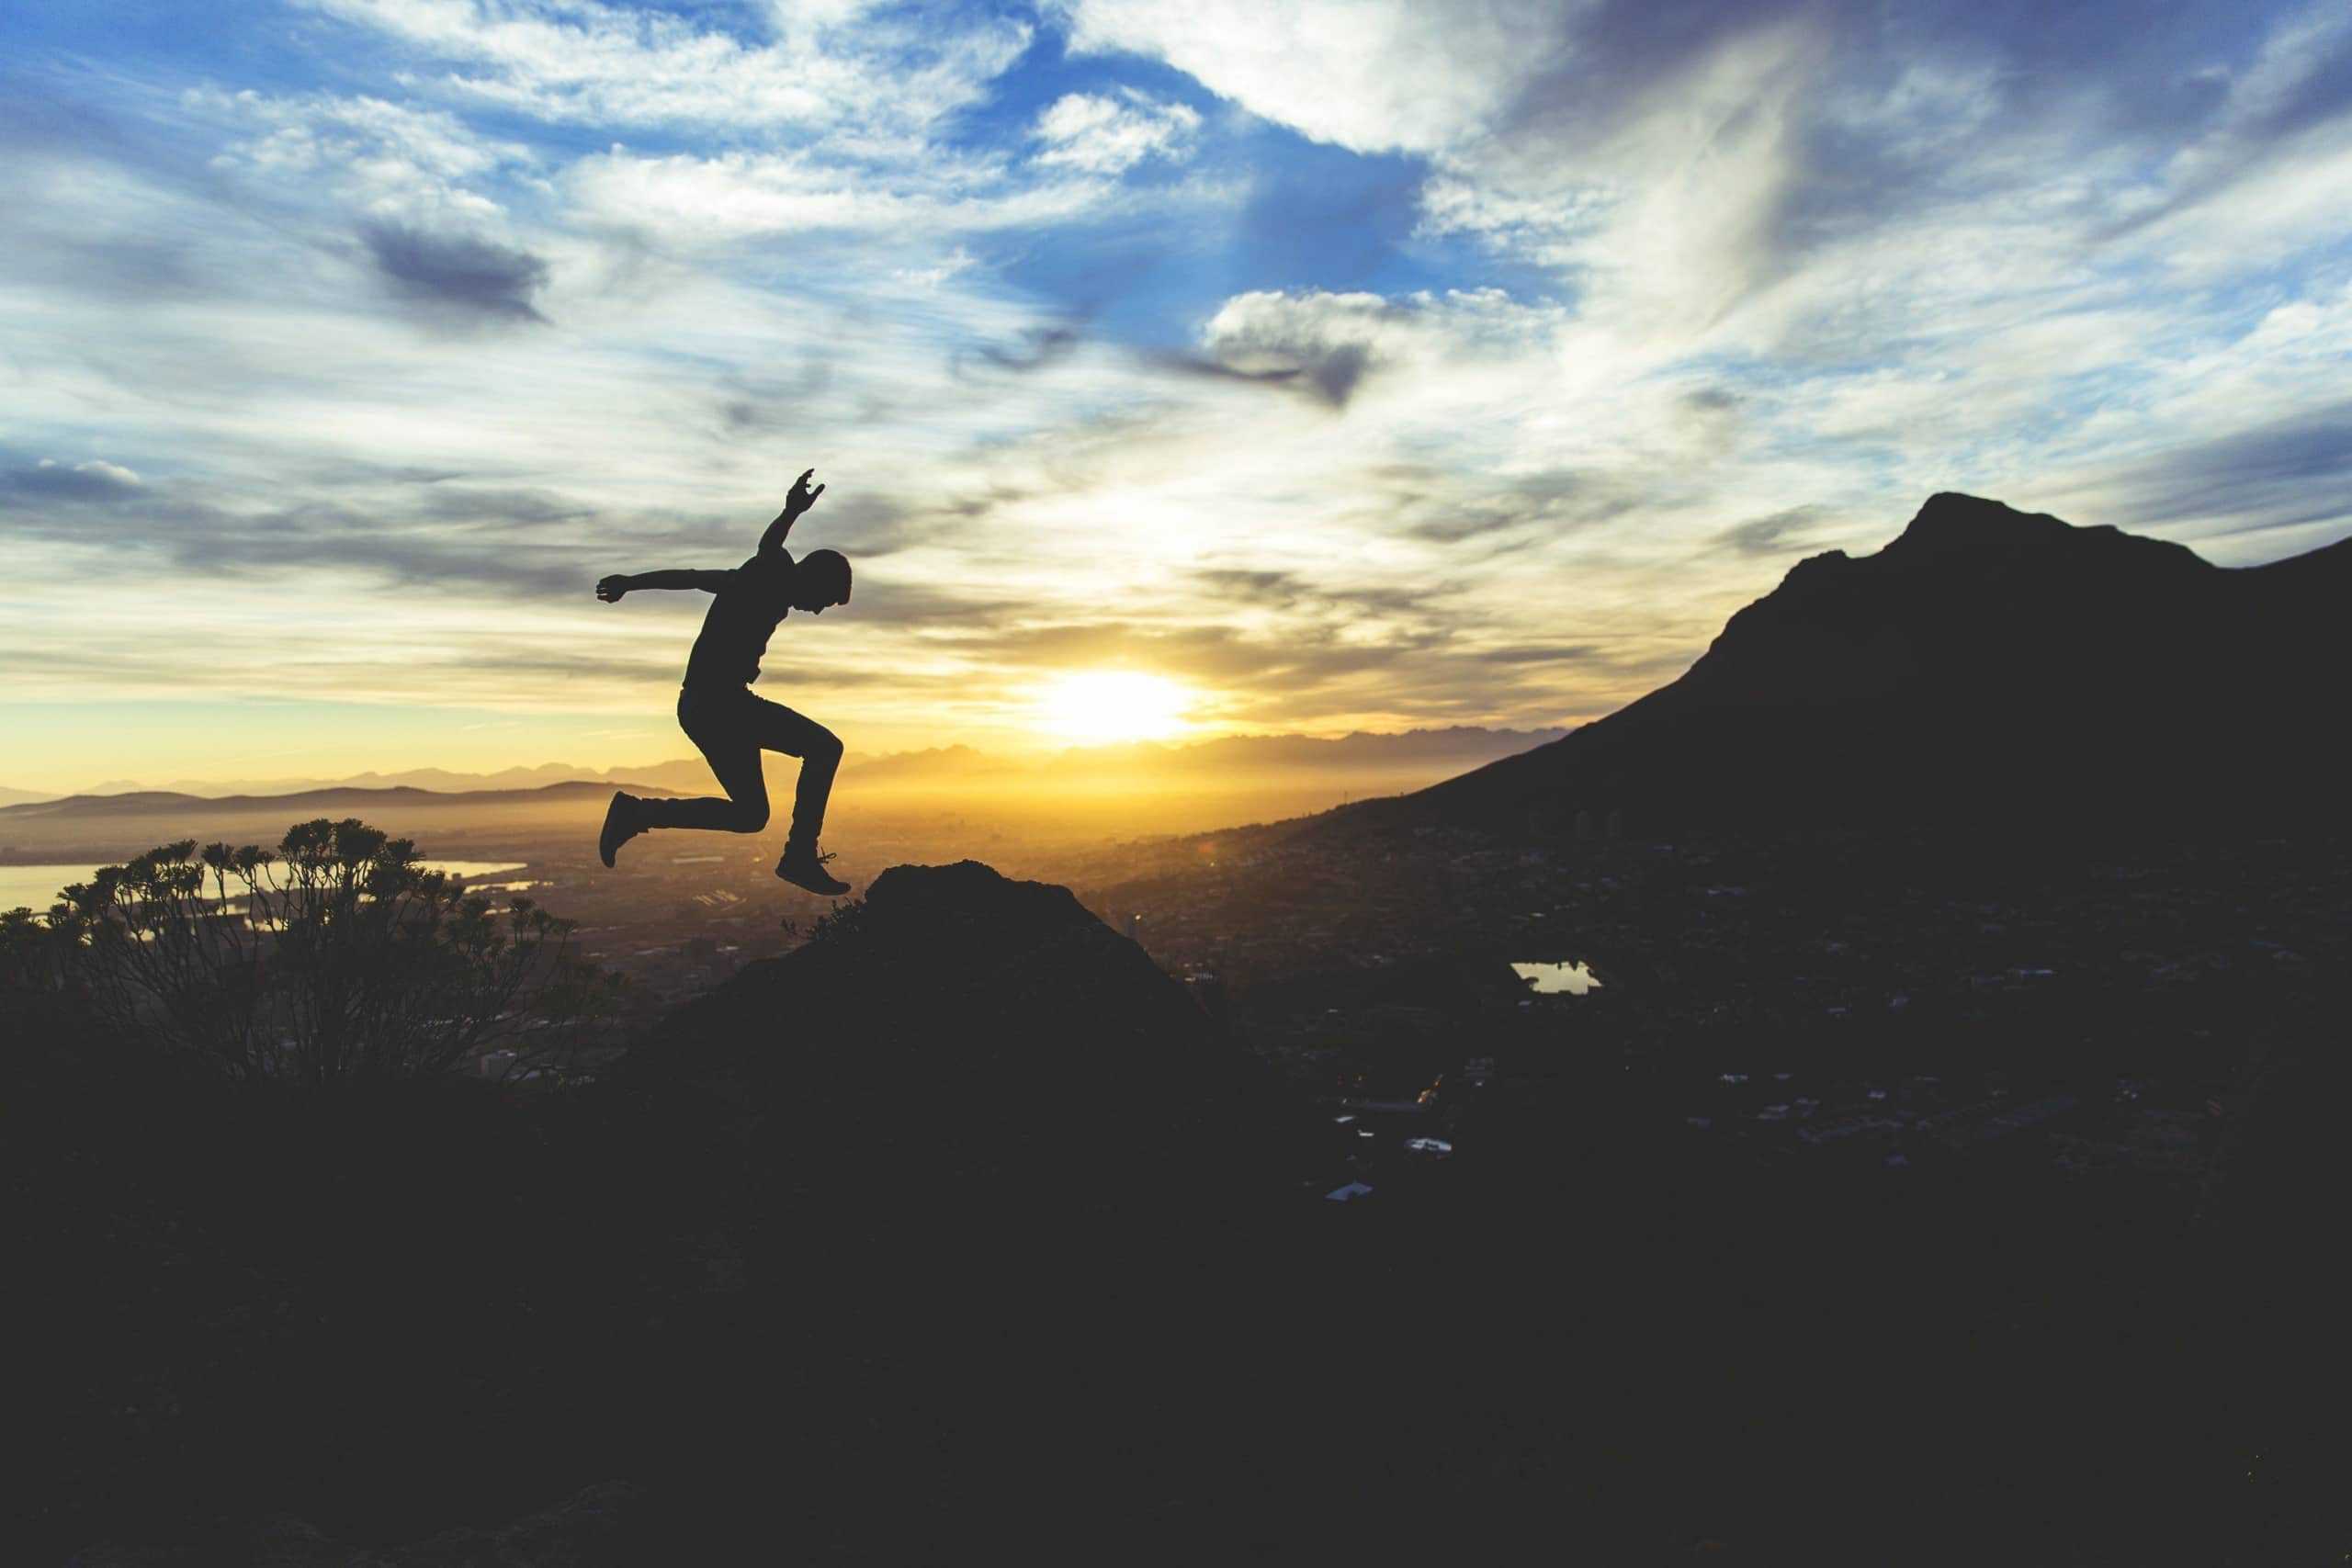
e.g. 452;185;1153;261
633;859;1306;1230
617;858;1326;1344
605;863;1336;1557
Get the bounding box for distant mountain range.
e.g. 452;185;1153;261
0;779;650;823
1343;492;2348;836
19;728;1568;809
70;765;639;800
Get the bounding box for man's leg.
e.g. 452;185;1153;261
637;693;772;833
741;696;841;847
750;696;848;893
605;693;763;865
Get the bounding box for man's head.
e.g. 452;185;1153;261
793;548;852;614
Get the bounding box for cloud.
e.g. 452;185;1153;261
1471;643;1603;665
2104;3;2352;237
780;491;929;559
1712;507;1826;557
832;580;1034;631
195;511;596;596
359;220;551;323
560;146;1118;245
1189;568;1305;604
413;484;594;527
1081;0;2352;346
1140;351;1308;394
1393;469;1647;550
201;88;530;187
1199;288;1560;409
1061;0;1544;155
0;475;616;598
958;323;1084;377
2056;400;2352;542
1189;568;1428;617
1198;292;1395;408
297;0;1031;134
3;458;145;501
1031;89;1201;175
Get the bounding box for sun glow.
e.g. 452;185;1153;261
1036;671;1195;743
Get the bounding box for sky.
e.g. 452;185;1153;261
6;0;2352;793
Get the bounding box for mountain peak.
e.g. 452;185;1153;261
863;858;1105;942
1885;492;2075;553
1873;491;2213;585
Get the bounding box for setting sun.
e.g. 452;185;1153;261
1036;671;1195;744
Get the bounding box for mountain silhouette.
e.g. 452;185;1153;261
41;728;1569;803
0;778;676;823
1366;493;2347;835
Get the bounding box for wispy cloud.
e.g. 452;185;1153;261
359;220;551;322
1711;507;1827;558
4;457;145;501
1031;88;1200;175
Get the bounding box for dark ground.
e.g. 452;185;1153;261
9;850;2346;1564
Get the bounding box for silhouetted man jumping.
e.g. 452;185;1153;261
594;468;854;896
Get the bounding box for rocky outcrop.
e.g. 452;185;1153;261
630;859;1312;1233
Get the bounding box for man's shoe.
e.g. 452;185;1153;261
599;791;644;868
775;841;850;896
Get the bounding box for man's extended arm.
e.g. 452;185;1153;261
756;468;826;555
596;570;731;601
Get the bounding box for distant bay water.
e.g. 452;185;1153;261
0;862;526;912
1510;960;1603;996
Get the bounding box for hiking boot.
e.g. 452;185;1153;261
598;791;645;868
775;840;850;896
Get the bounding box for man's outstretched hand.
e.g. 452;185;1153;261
595;574;631;603
783;468;825;519
757;468;826;554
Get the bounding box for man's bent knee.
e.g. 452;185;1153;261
807;728;843;766
727;801;770;833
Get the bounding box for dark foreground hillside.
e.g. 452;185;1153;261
14;862;2342;1562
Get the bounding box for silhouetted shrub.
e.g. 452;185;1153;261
779;895;866;946
17;818;619;1083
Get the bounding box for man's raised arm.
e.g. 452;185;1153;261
596;570;731;602
755;468;826;555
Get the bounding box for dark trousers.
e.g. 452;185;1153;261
637;683;841;847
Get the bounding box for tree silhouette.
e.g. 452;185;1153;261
6;818;620;1084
